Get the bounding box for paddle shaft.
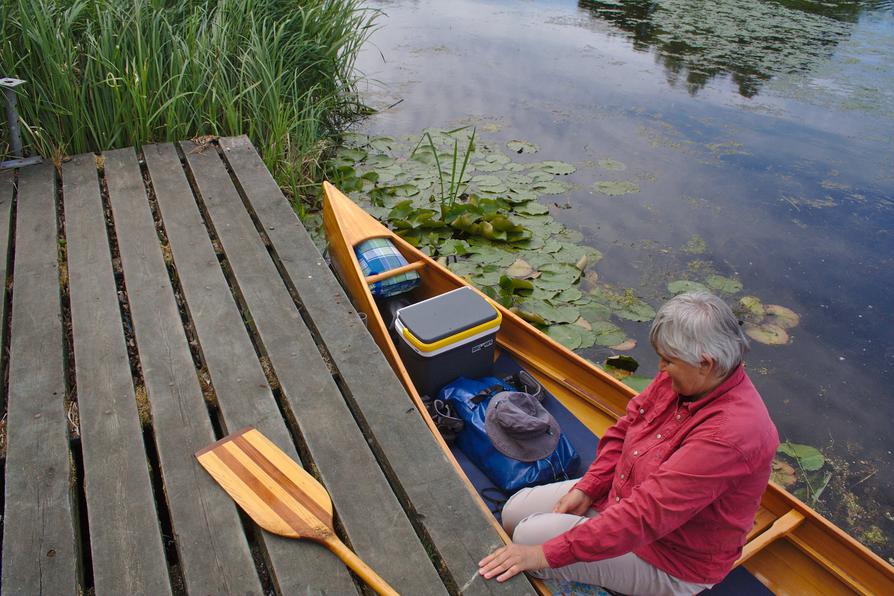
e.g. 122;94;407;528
324;535;398;596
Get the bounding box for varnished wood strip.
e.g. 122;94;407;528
142;142;355;593
197;450;295;538
240;429;331;515
747;506;777;542
365;260;425;284
62;153;171;594
2;164;79;595
207;443;313;537
232;434;333;527
102;147;262;594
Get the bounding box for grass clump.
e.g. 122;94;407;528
0;0;376;212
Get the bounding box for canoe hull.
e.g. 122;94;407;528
322;181;894;595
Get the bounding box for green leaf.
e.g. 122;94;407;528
613;300;656;322
778;442;825;471
499;275;534;295
534;161;576;175
526;301;580;324
668;280;709;295
621;375;652;393
547;324;584;350
606;355;639;372
593;180;640;196
507;140;539;154
706;275;743;294
515;201;550;215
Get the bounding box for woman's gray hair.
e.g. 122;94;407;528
649;291;749;377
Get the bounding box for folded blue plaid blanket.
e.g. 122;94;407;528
355;238;421;297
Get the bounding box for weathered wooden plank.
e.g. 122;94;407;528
2;164;79;595
62;154;171;595
102;147;263;594
142;142;355;594
181;140;447;595
219;135;535;595
0;172;14;413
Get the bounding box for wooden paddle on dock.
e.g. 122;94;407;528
196;427;398;596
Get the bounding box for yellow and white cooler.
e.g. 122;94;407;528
394;287;502;397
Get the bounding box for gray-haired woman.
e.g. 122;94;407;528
479;291;779;595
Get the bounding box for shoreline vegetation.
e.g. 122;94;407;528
0;0;377;215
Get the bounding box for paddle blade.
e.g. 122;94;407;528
196;427;334;540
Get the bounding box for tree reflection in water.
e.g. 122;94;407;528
577;0;887;97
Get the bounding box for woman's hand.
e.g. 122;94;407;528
478;542;548;582
553;488;593;515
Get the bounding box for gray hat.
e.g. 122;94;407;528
485;391;560;462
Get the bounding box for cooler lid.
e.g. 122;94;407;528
396;287;500;348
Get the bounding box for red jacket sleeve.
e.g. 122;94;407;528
573;378;657;501
544;434;750;567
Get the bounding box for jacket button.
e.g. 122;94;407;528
676;414;681;420
633;450;639;456
657;433;662;439
615;496;621;502
620;473;625;479
639;408;645;414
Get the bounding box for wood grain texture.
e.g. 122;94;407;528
183;139;447;595
0;172;14;412
141;143;356;594
62;154;171;595
102;147;263;594
2;164;79;595
220;136;532;595
197;428;397;596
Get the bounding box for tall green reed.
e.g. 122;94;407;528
0;0;376;210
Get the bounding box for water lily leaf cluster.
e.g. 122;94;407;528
326;130;661;352
665;276;801;346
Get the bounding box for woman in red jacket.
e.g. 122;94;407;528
479;291;779;595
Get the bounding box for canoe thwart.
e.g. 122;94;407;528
737;509;805;566
365;260;425;285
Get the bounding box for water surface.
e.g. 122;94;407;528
353;0;894;556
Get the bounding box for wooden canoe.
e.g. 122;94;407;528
321;181;894;595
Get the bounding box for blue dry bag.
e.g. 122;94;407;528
440;376;580;494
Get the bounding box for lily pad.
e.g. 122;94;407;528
516;201;550;216
597;159;626;171
606;355;639;372
534;161;576;175
506;258;536;279
705;275;743;294
771;459;798;487
668;280;708;295
525;301;580;324
621;375;652;393
765;304;800;329
744;322;790;345
738;295;765;318
530;181;571;195
547;324;584;350
778;442;825;471
613;300;656;322
593;180;640;196
507;140;539;154
578;301;612;322
610;338;637;351
556;287;583;303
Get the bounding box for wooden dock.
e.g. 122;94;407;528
0;136;534;594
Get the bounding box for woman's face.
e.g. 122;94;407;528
657;352;713;398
